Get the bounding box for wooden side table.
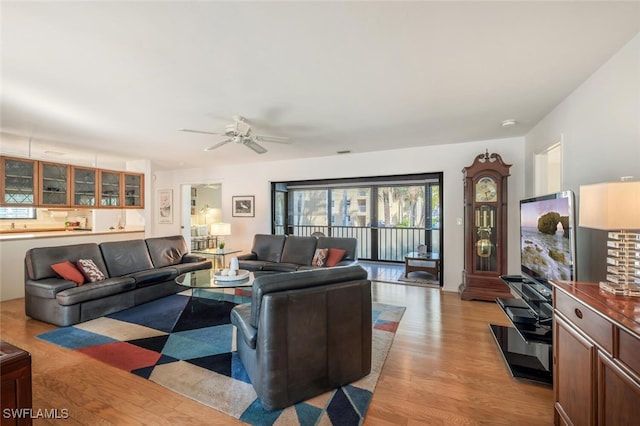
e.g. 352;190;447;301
404;252;440;279
1;341;32;426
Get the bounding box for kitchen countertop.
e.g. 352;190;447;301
0;227;145;241
0;227;92;234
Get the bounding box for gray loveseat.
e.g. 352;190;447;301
237;234;358;272
24;235;212;326
231;265;372;410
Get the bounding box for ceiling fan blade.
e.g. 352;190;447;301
181;128;224;136
243;139;268;154
253;135;292;144
204;139;232;151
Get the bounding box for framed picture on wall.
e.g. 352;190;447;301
232;195;255;217
158;189;173;223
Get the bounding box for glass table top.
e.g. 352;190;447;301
175;268;254;289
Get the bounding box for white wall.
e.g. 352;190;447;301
152;137;526;293
525;33;640;282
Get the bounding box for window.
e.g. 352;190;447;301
291;189;328;227
0;207;37;219
271;173;442;263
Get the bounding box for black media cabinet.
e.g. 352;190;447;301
489;275;553;385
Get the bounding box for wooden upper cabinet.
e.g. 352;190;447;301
39;161;71;207
71;166;97;207
98;170;144;208
99;170;121;207
0;156;38;206
123;172;144;208
1;156;143;209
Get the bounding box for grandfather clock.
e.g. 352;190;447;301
459;151;511;301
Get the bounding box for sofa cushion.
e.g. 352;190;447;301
181;254;208;264
251;234;286;263
25;243;107;281
127;268;177;288
280;236;317;266
171;260;212;275
145;235;189;268
55;277;136;306
77;258;106;282
249;265;368;328
262;263;301;273
316;237;357;263
237;259;267;271
100;239;154;277
51;261;85;286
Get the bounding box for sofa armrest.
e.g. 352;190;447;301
333;260;357;267
231;303;257;349
236;253;257;261
181;254;206;263
26;278;77;299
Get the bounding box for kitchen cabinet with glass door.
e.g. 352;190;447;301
39;161;70;207
99;170;121;207
123;172;144;208
72;166;97;207
1;156;38;206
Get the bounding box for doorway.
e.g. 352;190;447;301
534;139;563;195
180;183;222;250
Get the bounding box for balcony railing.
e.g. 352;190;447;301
278;225;440;262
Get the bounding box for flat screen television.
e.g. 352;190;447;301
520;191;577;285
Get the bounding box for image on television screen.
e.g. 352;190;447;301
521;196;574;281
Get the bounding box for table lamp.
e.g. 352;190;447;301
579;180;640;296
210;222;231;250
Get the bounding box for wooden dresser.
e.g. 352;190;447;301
0;341;32;426
551;281;640;425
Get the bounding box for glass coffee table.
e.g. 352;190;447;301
175;268;254;303
191;248;242;270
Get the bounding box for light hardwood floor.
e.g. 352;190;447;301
0;279;553;425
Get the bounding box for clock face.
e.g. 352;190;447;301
475;177;498;202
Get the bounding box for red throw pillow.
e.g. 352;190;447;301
51;261;85;286
325;248;346;267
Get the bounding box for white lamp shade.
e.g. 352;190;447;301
579;181;640;230
210;222;231;236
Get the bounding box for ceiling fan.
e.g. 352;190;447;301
181;115;291;154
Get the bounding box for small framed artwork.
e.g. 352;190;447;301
232;195;255;217
158;189;173;223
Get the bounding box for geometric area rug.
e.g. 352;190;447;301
37;290;405;426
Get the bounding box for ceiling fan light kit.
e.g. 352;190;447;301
183;115;291;154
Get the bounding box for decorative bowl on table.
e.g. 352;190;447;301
214;269;250;282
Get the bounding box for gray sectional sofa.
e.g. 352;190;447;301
24;235;212;326
237;234;358;272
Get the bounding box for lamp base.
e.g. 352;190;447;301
599;281;640;297
601;231;640;298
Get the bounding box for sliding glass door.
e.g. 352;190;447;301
271;173;442;264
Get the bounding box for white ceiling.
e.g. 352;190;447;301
2;1;639;170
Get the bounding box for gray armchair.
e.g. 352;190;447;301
230;265;372;410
